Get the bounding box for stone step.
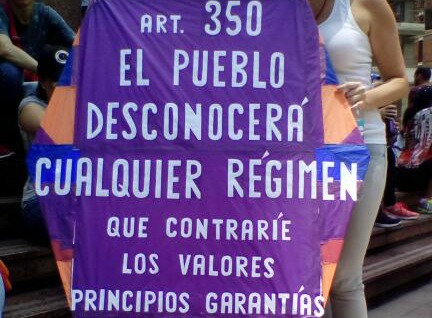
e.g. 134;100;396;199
4;286;71;318
369;214;432;252
0;239;58;288
0;198;21;205
364;234;432;300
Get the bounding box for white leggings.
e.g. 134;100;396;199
324;144;387;318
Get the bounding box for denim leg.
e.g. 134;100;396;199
382;147;396;207
0;61;24;153
0;275;4;318
21;197;49;243
0;61;23;113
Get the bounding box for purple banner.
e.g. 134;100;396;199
29;0;369;317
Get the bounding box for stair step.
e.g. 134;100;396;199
364;234;432;300
4;286;71;318
0;197;22;205
369;215;432;251
0;239;58;287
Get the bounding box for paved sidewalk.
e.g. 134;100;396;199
368;278;432;318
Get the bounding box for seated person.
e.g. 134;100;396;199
371;77;419;227
396;85;432;213
18;45;69;241
377;104;419;226
0;0;74;155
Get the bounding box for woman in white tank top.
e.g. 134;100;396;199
309;1;408;317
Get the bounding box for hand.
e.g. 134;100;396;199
379;104;398;120
337;82;371;111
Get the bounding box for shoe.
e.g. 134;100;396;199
382;202;420;220
418;198;432;214
375;211;401;228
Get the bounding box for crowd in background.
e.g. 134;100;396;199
375;66;432;228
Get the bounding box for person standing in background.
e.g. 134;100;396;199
413;66;431;87
408;66;431;108
309;0;409;317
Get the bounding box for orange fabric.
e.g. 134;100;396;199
57;261;72;307
322;263;337;304
41;86;76;145
321;240;344;303
51;241;73;307
322;85;357;144
51;240;74;261
321;239;344;264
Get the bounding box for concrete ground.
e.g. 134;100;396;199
368;278;432;318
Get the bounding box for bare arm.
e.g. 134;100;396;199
19;102;45;137
0;34;37;72
363;0;409;110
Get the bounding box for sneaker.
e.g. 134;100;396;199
418;198;432;214
375;211;401;228
382;202;420;220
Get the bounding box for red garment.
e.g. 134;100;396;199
0;260;11;292
398;107;432;168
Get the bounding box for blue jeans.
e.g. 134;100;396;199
22;196;49;243
0;61;22;101
0;274;4;318
0;61;24;153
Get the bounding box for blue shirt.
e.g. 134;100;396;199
0;3;74;61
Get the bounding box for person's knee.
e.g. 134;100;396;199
331;273;364;297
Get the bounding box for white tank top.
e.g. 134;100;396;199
319;0;386;144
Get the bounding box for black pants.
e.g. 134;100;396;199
383;146;432;207
81;6;88;18
0;61;24;155
383;147;396;207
